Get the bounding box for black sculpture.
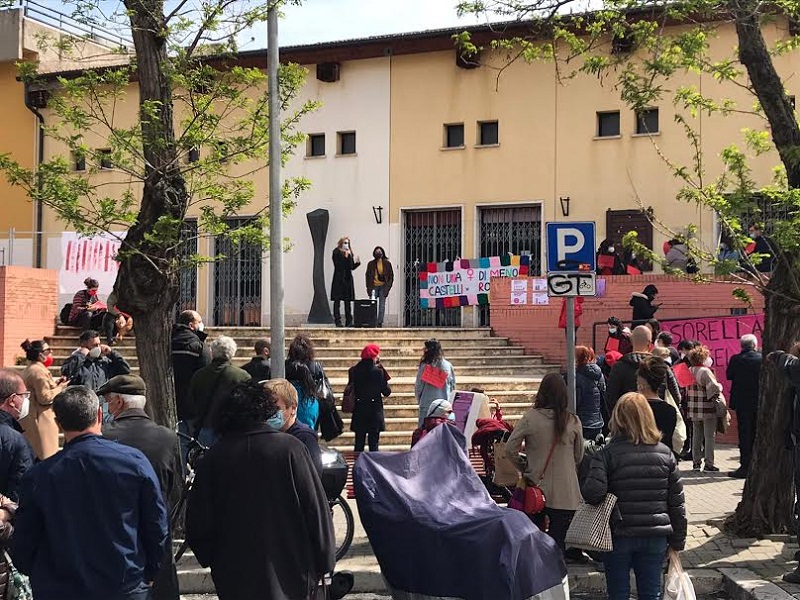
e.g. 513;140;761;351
307;208;334;324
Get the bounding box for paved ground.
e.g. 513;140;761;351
181;444;800;599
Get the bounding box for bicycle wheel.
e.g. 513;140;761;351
330;495;354;561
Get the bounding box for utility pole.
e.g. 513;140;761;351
268;4;285;378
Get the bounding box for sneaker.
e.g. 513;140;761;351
704;465;720;472
693;464;701;472
728;469;748;479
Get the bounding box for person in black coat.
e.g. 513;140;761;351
349;344;391;452
186;381;334;600
99;374;181;600
171;310;210;423
582;392;686;600
575;346;605;440
596;238;625;275
241;338;272;382
331;236;361;327
629;284;660;327
0;370;35;502
726;334;762;478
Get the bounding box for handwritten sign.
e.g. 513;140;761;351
59;232;126;294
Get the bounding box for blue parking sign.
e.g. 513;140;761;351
546;222;596;272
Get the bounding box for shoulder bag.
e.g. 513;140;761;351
508;438;558;516
565;492;618;552
342;381;356;414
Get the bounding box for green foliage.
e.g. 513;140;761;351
0;0;314;272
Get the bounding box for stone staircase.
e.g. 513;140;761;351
46;326;557;449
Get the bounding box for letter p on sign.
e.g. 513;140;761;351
556;229;584;262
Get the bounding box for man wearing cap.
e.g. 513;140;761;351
12;385;168;600
100;375;181;600
348;344;392;452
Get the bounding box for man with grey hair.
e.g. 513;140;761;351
727;333;762;478
100;374;180;600
188;336;250;447
13;385;168;600
0;369;34;500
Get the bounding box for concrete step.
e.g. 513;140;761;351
46;353;545;370
54;326;496;339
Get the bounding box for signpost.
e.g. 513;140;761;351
546;222;597;413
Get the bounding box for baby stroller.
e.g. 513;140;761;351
471;417;515;503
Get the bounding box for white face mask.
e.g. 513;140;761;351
703;356;713;368
343;243;350;250
88;346;102;359
608;327;617;334
197;322;205;332
17;396;29;421
607;246;615;253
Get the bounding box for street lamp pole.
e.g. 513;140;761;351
267;4;285;377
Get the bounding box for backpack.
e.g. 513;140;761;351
60;303;73;325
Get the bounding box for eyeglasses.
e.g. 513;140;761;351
4;392;30;403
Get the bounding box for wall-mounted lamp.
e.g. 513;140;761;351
559;196;571;217
372;205;383;225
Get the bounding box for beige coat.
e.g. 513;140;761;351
20;361;64;460
505;407;584;510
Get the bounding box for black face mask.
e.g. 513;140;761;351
374;252;382;259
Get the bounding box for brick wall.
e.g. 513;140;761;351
490;274;765;445
0;267;58;368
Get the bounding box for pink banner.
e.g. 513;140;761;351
662;314;764;399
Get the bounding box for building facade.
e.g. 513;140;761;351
4;15;797;326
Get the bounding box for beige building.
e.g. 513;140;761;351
7;15;797;326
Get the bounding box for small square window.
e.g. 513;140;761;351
98;148;113;169
635;108;659;134
73;153;86;172
597;111;621;137
188;147;200;163
444;123;464;148
338;131;356;155
478;120;499;146
307;134;325;157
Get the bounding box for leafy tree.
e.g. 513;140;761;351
459;0;800;534
0;0;316;427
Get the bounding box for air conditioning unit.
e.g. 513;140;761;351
27;89;50;109
316;62;340;83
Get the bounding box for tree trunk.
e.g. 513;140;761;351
726;259;800;535
115;0;187;427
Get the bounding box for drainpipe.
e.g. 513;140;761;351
23;82;45;268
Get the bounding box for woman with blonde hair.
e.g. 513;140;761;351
330;236;361;327
582;392;686;600
505;373;583;557
687;345;723;472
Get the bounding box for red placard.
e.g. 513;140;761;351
604;337;620;353
672;362;696;388
421;364;448;388
626;265;641;275
598;254;615;269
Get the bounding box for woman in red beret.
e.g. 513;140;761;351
348;344;392;452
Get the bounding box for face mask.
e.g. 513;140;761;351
101;400;115;423
267;411;285;431
88;289;98;297
88;347;102;359
42;354;54;368
17;396;29;421
446;412;456;422
703;356;713;368
374;252;382;259
197;322;205;332
343;243;350;250
607;246;615;253
679;352;686;360
608;327;617;335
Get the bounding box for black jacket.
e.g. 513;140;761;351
727;349;762;413
773;352;800;438
629;292;658;326
581;438;686;549
576;363;605;431
186;426;334;600
242;357;271;382
606;352;682;413
348;359;391;433
0;411;34;502
61;350;131;392
171;325;210;421
330;248;361;301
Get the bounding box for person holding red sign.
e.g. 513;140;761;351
596;239;625;276
415;339;456;426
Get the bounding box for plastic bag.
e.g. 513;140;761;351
664;549;696;600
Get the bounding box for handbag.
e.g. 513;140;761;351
508;438;558;516
342;382;356;414
317;399;344;442
564;493;618;552
492;441;519;487
664;549;697;600
4;551;33;600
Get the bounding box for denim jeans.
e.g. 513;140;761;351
374;285;388;326
603;536;668;600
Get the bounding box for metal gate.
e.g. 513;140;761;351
175;220;198;316
403;209;462;327
213;218;263;326
478;205;542;325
